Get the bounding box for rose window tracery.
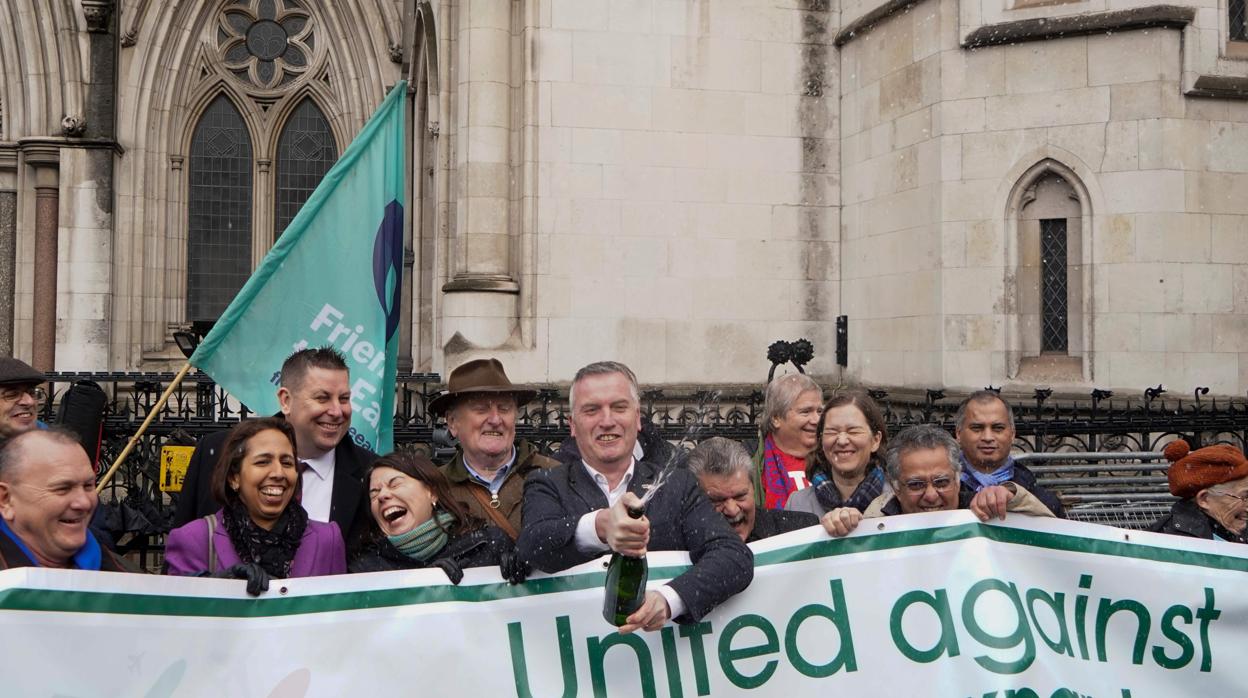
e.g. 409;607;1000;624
217;0;314;90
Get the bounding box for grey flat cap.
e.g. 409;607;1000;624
0;357;45;386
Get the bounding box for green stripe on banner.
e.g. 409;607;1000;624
2;523;1244;618
751;522;1248;573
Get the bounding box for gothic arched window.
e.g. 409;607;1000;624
275;98;337;237
187;95;253;323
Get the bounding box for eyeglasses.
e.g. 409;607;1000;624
901;476;955;494
1210;490;1248;504
0;386;46;404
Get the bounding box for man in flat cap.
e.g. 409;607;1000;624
0;357;46;447
431;358;558;539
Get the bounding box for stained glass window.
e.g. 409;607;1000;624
187;95;253;322
275;98;337;237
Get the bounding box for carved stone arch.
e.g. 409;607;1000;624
261;84;348;159
177;80;263;162
403;0;445;371
0;0;87;138
408;0;440;134
1001;154;1099;385
113;0;401;367
315;1;404;130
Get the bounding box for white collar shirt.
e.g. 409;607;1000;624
299;449;336;523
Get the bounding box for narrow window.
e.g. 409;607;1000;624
274;98;337;238
187;95;253;322
1040;218;1068;353
1232;0;1248;42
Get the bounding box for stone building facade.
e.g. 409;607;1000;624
2;0;1247;395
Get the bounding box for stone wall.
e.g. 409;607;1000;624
5;0;1248;396
452;0;842;384
835;0;1248;395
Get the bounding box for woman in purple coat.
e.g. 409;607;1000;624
164;417;345;594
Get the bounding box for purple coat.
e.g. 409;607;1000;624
165;511;346;578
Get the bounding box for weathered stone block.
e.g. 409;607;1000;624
1004;37;1088;95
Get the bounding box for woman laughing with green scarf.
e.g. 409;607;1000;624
349;452;529;584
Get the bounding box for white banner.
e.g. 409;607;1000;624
2;512;1245;697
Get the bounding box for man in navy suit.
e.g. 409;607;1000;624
172;347;375;543
518;361;752;633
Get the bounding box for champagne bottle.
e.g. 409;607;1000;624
602;504;648;626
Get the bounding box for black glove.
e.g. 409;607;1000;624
500;552;530;585
432;557;464;585
214;562;271;597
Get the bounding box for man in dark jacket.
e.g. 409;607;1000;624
518;361;753;633
172;348;375;543
431;358;558;539
955;391;1065;518
0;429;133;571
686;436;816;543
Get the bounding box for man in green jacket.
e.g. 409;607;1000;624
432;359;557;539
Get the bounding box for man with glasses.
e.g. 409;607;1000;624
0;357;47;446
820;425;1054;537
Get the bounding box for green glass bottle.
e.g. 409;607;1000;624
602;505;648;626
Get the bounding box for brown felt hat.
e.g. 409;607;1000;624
1164;439;1248;499
428;358;536;417
0;357;45;387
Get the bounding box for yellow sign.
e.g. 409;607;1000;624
159;445;195;493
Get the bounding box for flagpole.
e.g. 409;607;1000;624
95;361;195;493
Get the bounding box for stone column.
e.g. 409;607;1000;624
0;148;17;355
26;149;60;371
442;0;518;351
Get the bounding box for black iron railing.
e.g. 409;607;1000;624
36;372;1248;561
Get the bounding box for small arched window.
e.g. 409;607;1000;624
274;97;337;237
187;95;253;323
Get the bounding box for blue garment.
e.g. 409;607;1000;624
0;517;102;570
960;455;1016;491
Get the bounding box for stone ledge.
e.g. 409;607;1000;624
961;5;1195;49
834;0;924;48
442;276;520;294
15;136;125;156
1189;74;1248;100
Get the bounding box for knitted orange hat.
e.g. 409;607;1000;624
1164;440;1248;498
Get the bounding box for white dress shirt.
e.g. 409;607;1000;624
573;459;686;621
299;449;336;523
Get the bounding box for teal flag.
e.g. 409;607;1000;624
191;81;407;453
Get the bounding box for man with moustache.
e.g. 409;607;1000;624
0;428;133;571
173;347;374;542
518;361;752;633
955;391;1065;518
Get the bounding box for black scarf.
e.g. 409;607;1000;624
813;464;886;513
1209;516;1246;544
221;499;308;578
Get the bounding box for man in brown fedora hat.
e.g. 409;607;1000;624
0;357;47;446
432;358;557;539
